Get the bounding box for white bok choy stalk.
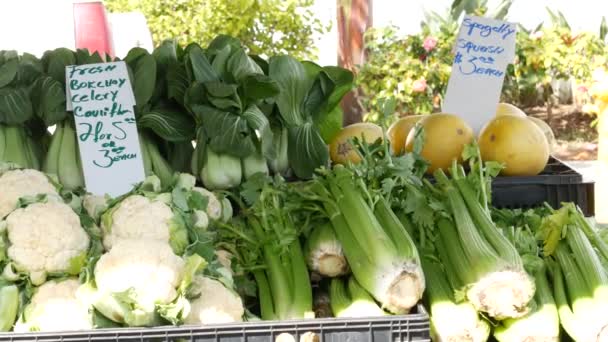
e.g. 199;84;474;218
44;119;84;191
267;126;289;175
241;150;269;180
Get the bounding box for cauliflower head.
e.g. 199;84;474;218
193;187;233;223
15;278;92;332
101;195;189;255
192;188;223;221
4;200;90;285
184;276;244;325
93;239;186;325
0;169;58;219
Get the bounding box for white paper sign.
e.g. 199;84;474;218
442;15;517;133
65;61;145;197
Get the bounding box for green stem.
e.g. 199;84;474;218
572;208;608;262
289;236;313;318
329;277;351;317
436;218;474;286
551;262;581;341
439;174;503;276
249;217;291;319
454;177;521;267
253;270;275;320
374;197;419;259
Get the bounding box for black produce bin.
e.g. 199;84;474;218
491;157;595;216
0;307;431;342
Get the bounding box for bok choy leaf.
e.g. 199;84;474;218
269;56;353;179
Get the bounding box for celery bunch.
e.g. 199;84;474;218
540;204;608;341
305;165;425;314
433;165;535;320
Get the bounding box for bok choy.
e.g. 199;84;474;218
269;56;353;179
185;36;279;190
0;51;43;169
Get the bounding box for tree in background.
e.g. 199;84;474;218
105;0;330;60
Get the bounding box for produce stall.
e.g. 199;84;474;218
0;17;604;342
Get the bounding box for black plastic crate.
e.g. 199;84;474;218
491;157;595;216
0;306;430;342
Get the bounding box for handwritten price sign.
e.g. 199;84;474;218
442;15;517;133
66;61;145;197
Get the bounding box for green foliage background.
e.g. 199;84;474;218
105;0;330;60
357;0;608;125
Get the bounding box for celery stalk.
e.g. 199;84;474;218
329;277;385;318
422;258;489;342
329;278;350;317
321;166;424;314
454;177;522;267
230;179;314;321
494;264;559;342
555;244;604;341
542;205;608;341
253;270;275;320
304;223;349;277
434;169;534;319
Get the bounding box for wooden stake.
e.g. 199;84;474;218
337;0;372;125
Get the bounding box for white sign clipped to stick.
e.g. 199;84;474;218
442;15;517;133
65;61;146;197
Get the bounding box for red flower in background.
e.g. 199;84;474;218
423;36;438;52
412;78;427;92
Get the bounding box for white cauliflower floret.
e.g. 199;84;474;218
101;195;187;254
82;194;110;221
94;239;185;313
192;187;222;221
0;169;58;219
14;278;92;332
5;201;90;285
184;276;244;325
215;250;233;272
